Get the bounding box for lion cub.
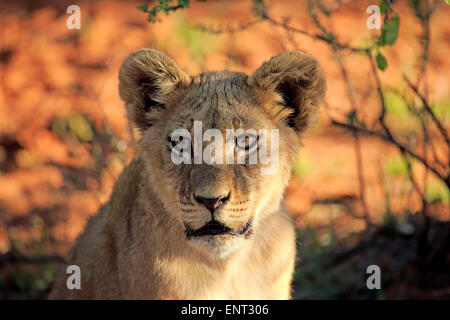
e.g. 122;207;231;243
49;49;326;299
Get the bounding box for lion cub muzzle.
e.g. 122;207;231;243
184;191;253;238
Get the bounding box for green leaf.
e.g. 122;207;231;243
379;0;387;14
378;33;385;46
178;0;190;8
137;4;148;12
147;8;158;22
68;114;93;142
346;111;357;124
376;53;387;70
379;14;400;46
385;14;400;44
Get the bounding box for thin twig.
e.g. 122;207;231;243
331;120;447;186
195;19;263;34
332;45;370;220
403;74;450;147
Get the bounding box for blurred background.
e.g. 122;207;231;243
0;0;449;299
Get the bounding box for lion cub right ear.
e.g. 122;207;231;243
248;51;326;135
118;49;191;130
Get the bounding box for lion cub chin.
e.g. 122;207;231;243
189;234;247;259
49;49;326;300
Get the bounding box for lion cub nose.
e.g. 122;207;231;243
194;193;230;213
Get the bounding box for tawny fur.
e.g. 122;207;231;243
49;49;326;300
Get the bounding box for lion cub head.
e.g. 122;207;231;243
118;49;325;257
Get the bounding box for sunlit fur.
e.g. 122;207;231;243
49;49;326;299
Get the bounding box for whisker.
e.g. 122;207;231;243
222;208;248;212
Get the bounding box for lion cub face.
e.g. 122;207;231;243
119;49;325;257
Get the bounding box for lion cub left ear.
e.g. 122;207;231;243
118;49;191;130
248;51;326;134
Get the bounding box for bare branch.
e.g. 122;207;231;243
195;19;263;34
403;74;450;147
330;119;448;186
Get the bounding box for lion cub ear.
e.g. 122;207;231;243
248;51;326;134
118;49;191;130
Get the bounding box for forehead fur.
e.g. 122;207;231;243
162;71;279;132
184;71;253;113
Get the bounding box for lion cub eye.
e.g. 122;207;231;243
236;134;259;151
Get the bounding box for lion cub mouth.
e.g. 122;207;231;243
185;220;252;238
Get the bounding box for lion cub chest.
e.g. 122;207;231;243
158;256;273;299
